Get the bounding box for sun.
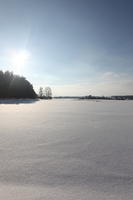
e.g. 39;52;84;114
11;50;31;74
12;50;30;66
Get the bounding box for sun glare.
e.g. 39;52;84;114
12;50;30;66
11;50;30;73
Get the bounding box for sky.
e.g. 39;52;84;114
0;0;133;96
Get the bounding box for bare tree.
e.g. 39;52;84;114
44;87;52;99
38;87;43;98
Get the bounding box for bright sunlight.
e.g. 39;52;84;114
11;50;30;73
12;50;30;66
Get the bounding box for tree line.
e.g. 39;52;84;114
0;70;37;98
0;70;53;99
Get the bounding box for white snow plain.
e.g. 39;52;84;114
0;99;133;199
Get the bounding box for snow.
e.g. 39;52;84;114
0;99;133;199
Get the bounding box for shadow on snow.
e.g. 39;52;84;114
0;98;39;104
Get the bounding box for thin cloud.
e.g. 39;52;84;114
44;72;133;96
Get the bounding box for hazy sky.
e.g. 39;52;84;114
0;0;133;96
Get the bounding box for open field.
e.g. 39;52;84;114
0;99;133;199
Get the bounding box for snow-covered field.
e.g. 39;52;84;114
0;99;133;200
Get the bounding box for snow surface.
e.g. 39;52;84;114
0;99;133;199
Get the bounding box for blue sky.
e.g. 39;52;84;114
0;0;133;95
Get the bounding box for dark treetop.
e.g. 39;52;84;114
0;70;37;98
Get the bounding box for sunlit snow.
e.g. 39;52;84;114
0;99;133;199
